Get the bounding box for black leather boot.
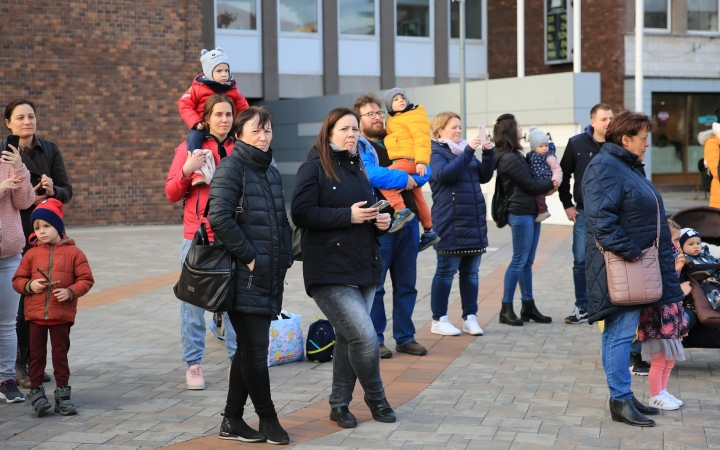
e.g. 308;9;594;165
520;300;552;323
330;406;357;428
364;394;396;423
631;397;659;415
609;398;655;427
499;303;523;326
259;417;289;445
15;347;31;389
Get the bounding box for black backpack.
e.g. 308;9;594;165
1;138;54;170
305;318;335;363
491;153;515;228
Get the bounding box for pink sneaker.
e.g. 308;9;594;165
186;364;205;390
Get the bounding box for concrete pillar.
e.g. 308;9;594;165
435;0;450;84
322;0;339;95
262;0;279;101
380;0;396;89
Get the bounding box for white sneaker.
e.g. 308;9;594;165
186;364;205;390
649;393;679;410
462;315;484;336
431;316;461;336
661;390;683;406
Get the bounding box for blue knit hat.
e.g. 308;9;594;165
30;198;65;237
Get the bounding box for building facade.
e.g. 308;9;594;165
3;1;718;227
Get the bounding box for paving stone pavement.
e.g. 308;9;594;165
0;219;718;449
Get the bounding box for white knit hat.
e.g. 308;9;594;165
200;48;231;80
527;126;549;151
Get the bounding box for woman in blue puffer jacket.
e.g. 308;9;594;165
583;110;684;428
428;112;495;337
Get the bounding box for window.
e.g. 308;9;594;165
397;0;430;37
688;0;719;32
279;0;318;33
644;0;670;30
217;0;257;30
339;0;376;35
450;0;482;39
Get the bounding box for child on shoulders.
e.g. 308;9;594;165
178;48;249;153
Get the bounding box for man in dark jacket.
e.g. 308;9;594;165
354;93;429;359
559;103;612;325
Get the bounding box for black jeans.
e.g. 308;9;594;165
224;312;275;420
16;296;30;348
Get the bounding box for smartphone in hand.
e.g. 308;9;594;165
5;134;20;152
369;199;391;210
477;126;487;146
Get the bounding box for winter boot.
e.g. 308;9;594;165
14;347;31;389
259;417;289;445
54;386;77;416
499;302;523;326
27;386;52;417
520;300;552;323
218;416;265;442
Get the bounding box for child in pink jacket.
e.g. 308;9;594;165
526;126;562;222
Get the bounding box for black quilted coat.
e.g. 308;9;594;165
582;143;684;324
209;141;292;316
495;149;554;216
291;147;384;297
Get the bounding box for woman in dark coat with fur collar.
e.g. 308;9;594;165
583;110;684;427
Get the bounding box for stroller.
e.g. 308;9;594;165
669;206;720;349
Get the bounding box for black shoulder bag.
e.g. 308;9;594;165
173;167;245;312
289;161;322;261
491;153;516;229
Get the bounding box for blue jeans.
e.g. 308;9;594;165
180;239;237;365
572;210;588;309
186;129;206;152
370;217;419;346
0;254;22;382
502;213;541;303
601;309;642;400
311;284;385;408
430;253;482;320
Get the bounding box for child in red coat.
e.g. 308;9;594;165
178;48;249;153
12;199;94;417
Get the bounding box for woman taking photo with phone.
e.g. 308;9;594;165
0;140;35;403
493;114;555;326
291;107;393;429
4;99;72;389
427;112;495;336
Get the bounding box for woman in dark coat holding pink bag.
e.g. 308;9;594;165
583;110;684;427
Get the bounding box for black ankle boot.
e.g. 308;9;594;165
27;386;52;417
499;303;523;326
631;397;659;415
259;417;289;445
54;386;77;416
520;300;552;323
609;398;655;427
219;416;265;442
364;394;396;423
330;406;357;428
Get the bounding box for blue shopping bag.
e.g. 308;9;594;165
267;311;304;366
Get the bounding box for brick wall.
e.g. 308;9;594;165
0;1;204;226
487;0;626;111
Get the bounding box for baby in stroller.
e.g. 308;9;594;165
680;228;720;311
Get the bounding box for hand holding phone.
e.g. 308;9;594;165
477;126;487;146
6;134;20;152
369;200;390;211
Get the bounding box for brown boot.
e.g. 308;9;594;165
15;348;31;389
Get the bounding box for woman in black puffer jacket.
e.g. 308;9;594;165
209;106;292;445
291;107;393;430
493;114;556;326
583;110;684;427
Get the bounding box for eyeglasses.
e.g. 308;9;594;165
360;111;385;119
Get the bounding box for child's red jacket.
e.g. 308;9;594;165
12;239;94;324
178;74;250;130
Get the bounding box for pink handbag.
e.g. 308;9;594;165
597;186;663;306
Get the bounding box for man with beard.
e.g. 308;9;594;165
353;93;429;358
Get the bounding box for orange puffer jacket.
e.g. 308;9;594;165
12;239;94;324
384;104;432;165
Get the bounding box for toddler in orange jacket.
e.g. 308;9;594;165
12;199;94;418
382;88;439;247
